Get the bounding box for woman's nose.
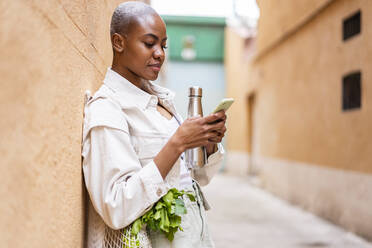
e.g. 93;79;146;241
153;47;165;60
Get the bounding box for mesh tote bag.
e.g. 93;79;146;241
104;225;152;248
86;198;152;248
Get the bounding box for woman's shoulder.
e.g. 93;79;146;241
86;85;120;111
83;84;128;133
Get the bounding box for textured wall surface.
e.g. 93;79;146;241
0;0;129;247
225;0;372;239
224;27;251;152
256;0;333;56
253;0;372;174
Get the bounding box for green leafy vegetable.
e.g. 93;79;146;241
122;188;196;247
131;219;142;236
174;198;187;215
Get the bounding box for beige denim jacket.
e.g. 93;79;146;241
82;68;224;247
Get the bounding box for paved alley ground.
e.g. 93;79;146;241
202;174;372;248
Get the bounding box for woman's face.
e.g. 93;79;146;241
120;14;167;82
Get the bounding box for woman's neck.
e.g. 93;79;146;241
111;64;145;90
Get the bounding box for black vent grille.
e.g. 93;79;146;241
342;72;361;111
343;10;361;41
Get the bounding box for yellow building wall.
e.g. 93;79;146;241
224;0;372;240
257;0;333;55
0;0;136;247
253;0;372;174
224;27;251;152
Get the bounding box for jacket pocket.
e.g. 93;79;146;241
131;131;169;166
137;141;164;160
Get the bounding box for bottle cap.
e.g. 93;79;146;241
189;86;202;97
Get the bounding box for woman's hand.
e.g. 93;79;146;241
171;111;227;153
155;111;227;179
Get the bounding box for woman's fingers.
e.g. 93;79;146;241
183;131;225;149
185;140;209;149
179;111;227;149
184;131;221;148
207;120;226;132
208;138;222;143
208;130;225;142
202;131;224;144
201;111;225;124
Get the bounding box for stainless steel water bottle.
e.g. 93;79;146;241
185;86;207;169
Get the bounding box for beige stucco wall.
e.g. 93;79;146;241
0;0;137;247
224;27;251;152
223;27;254;175
253;0;372;174
256;0;333;56
225;0;372;240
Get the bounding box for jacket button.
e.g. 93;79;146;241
156;188;162;196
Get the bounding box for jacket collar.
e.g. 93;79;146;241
103;68;175;111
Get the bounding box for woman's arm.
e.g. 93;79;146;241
83;126;170;230
83;96;172;230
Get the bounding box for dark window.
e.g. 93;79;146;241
342;71;361;111
343;10;361;41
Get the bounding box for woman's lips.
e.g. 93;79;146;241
148;64;161;72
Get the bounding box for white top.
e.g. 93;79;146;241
82;68;224;248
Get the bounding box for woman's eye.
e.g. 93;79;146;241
162;45;168;50
144;42;154;48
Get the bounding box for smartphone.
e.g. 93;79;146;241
212;98;234;114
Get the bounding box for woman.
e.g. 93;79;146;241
82;2;227;247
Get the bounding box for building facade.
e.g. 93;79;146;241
0;0;149;247
225;0;372;240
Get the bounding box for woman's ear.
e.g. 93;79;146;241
112;33;125;53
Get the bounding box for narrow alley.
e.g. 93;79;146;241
203;174;372;248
